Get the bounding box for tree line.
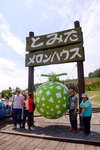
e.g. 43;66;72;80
0;68;100;98
88;68;100;78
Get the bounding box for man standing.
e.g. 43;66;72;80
68;89;78;133
12;90;24;129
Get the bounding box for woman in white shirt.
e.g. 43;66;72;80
12;90;24;130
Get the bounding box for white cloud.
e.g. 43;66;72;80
34;62;77;84
0;13;25;56
0;68;28;91
46;0;100;77
0;58;28;91
23;0;35;8
0;14;27;91
0;58;16;70
0;13;6;22
0;57;26;90
47;0;72;19
0;0;100;92
81;1;100;76
0;42;4;50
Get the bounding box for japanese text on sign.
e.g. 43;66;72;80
25;43;84;67
26;27;83;51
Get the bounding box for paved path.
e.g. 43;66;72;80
91;101;100;106
89;94;100;106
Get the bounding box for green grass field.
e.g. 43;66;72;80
86;91;100;97
86;91;100;105
90;95;100;103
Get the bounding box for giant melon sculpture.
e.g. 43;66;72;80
35;73;69;119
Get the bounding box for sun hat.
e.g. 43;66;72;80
16;89;20;93
81;93;88;97
69;89;74;92
5;96;9;99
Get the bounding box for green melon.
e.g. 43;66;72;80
35;74;69;119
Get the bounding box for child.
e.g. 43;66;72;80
80;93;92;135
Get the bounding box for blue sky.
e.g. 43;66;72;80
0;0;100;91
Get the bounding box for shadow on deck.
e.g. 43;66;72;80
0;113;100;146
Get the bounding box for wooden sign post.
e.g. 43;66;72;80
74;21;85;128
28;31;34;125
26;21;85;127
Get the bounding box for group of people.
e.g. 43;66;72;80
68;89;92;136
11;88;92;135
11;90;35;130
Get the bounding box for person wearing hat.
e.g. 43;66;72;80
12;89;24;129
68;89;78;133
80;93;92;135
4;96;10;110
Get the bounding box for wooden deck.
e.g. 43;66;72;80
0;113;100;149
0;132;100;150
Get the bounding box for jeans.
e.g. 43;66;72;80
28;112;33;128
22;110;28;127
13;108;22;127
69;109;77;130
83;116;91;134
22;110;33;128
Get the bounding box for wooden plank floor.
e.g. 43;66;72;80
0;132;100;150
0;113;100;149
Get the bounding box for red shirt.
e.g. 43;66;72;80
27;97;33;112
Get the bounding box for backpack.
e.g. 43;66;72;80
33;103;35;111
